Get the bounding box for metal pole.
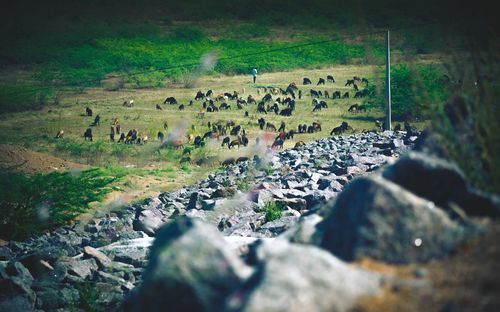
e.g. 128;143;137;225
385;29;391;131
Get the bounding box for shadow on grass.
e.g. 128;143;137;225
341;114;381;122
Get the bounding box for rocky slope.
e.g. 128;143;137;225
1;130;498;311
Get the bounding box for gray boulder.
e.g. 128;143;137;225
133;209;164;236
225;240;381;312
125;217;252;312
382;152;500;218
319;175;473;264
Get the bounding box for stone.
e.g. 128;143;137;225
281;214;324;245
382;152;500;218
319;175;473;264
276;198;307;211
67;258;98;279
36;287;80;310
82;246;112;268
187;192;199;210
133;209;164;236
259;216;299;236
225;240;381;312
125;217;252;312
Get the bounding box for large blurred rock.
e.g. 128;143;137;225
319;175;472;264
225;239;381;312
124;217;252;312
382;152;500;218
0;262;36;312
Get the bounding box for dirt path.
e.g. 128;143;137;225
0;144;87;174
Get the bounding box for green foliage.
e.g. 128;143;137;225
180;163;192;173
368;64;447;120
0;168;119;240
222;179;231;187
261;165;274;176
236;179;252;192
0;83;54;113
55;139;109;165
263;201;286;223
75;282;105;312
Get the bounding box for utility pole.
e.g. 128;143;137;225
385;29;391;131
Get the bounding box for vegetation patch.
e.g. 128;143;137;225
0;168;122;240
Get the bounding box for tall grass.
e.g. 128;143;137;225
366;64;448;121
0;168;120;240
427;35;500;193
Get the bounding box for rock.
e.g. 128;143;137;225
96;271;134;291
200;199;216;210
382;152;500;218
280;214;324;245
125;217;252;312
187;192;199;210
258;216;299;236
329;164;347;175
36;287;80;310
67;258;98;279
133;209;164;236
0;262;36;311
275;198;307;211
319;175;473;264
82;246;112;268
225;240;381;312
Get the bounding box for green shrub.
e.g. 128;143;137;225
0;83;54;113
264;201;285;223
367;64;448;121
0;168;118;240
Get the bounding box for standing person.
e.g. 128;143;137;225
252;68;258;83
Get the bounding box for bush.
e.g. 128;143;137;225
0;83;54;113
263;201;285;223
0;169;118;240
367;64;448;120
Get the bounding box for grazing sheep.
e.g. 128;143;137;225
93;114;100;126
156;104;162;110
348;104;359;113
195;91;205;100
241;134;249;146
55;130;64;139
330;121;353;135
327;75;335;83
178;104;185;110
85;107;92;116
221;136;230;147
84;128;93;141
118;132;125;143
303;77;312;85
294;141;305;148
310;89;320;98
278;121;286;133
345;79;355;87
228;138;242;149
266;122;277;132
123;100;134;107
164;97;177;104
272;138;284;149
110;127;115;142
157;131;165;142
221;158;236;166
258;118;266;130
317;78;326;85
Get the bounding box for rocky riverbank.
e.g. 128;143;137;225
1;130;498;311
